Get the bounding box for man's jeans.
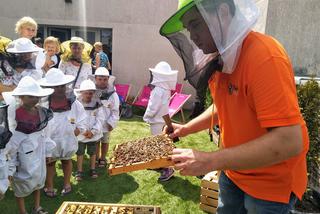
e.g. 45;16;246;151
217;171;297;214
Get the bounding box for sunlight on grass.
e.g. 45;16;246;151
0;116;218;214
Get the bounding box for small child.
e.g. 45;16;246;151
75;79;103;179
42;36;60;72
94;67;119;168
15;16;38;40
143;61;178;181
38;68;86;197
0;101;13;200
5;76;55;214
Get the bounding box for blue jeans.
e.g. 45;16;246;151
217;171;297;214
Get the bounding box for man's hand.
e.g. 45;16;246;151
171;148;215;176
74;128;80;136
163;123;189;138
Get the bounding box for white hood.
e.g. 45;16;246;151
149;61;178;90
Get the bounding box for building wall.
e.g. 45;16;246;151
266;0;320;76
0;0;268;107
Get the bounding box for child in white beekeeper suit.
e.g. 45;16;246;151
38;68;86;198
74;79;104;180
5;38;44;86
93;67;119;168
4;76;55;214
0;101;13;201
143;61;178;181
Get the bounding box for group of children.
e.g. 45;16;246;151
0;16;179;214
0;66;119;214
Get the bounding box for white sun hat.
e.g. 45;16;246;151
75;79;97;92
10;76;54;97
38;68;75;87
6;38;41;54
94;67;110;76
69;36;85;45
149;61;178;75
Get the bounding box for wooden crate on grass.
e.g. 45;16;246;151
56;201;161;214
108;135;175;176
200;171;219;214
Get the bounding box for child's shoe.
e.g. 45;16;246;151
31;206;48;214
90;169;98;179
158;168;174;181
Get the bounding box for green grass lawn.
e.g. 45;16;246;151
0;114;218;214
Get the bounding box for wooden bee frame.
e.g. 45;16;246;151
108;135;175;176
56;201;161;214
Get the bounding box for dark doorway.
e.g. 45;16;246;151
48;27;71;43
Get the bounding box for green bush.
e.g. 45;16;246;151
297;79;320;190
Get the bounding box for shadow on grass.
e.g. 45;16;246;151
160;176;200;203
64;160;139;203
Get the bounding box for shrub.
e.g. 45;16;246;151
297;79;320;191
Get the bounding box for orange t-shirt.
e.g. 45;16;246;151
208;31;309;203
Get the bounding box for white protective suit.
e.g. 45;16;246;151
58;61;92;89
143;62;178;134
95;76;120;133
48;98;87;160
77;98;104;143
6;108;56;198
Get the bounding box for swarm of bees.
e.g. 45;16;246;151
111;134;175;166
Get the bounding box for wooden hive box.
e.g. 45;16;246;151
55;201;161;214
108;135;174;176
200;171;219;214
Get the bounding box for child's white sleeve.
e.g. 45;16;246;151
91;107;103;135
50;55;58;67
43;124;56;157
106;93;120;129
143;87;163;119
74;101;88;133
6;133;21;176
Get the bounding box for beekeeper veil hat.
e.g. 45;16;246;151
160;0;259;79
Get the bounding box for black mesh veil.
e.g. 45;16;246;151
164;31;222;105
0;104;12;149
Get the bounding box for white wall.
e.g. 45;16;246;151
0;0;269;107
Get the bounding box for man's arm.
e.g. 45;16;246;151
172;124;304;176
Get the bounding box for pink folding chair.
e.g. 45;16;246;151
171;83;183;96
132;85;151;108
169;92;191;123
115;84;131;102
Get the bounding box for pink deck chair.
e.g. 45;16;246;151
115;84;131;102
169;92;191;123
132;85;151;108
171;83;183;96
